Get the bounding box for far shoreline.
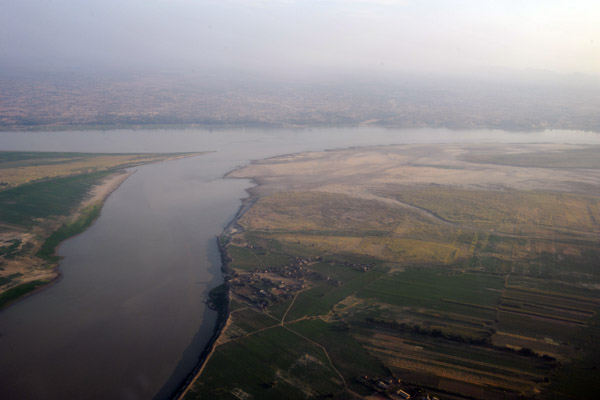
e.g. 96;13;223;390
2;123;592;135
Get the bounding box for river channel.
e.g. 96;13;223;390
0;127;599;399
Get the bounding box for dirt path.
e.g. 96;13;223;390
282;325;348;391
281;288;307;324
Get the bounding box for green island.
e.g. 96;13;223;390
0;151;205;309
183;143;600;400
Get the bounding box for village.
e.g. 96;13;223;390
224;244;374;310
357;375;441;400
221;244;442;400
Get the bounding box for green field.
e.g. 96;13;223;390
288;319;389;392
285;269;384;321
0;279;49;309
230;307;279;334
227;245;290;271
357;269;504;310
0;170;113;227
36;201;103;262
184;327;344;400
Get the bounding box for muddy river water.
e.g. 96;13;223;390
0;127;598;399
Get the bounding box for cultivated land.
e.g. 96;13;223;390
0;151;204;308
184;143;600;400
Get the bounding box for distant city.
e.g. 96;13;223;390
2;70;599;132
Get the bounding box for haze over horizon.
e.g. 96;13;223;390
2;1;600;132
2;3;600;400
1;0;599;79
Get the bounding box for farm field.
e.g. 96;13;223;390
0;151;203;308
186;144;600;400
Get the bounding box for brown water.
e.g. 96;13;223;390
0;127;598;399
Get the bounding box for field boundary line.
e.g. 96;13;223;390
283;326;348;391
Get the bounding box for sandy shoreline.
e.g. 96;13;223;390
1;151;208;307
0;168;138;310
80;169;135;210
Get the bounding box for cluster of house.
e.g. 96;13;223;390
225;245;375;309
229;272;297;309
292;255;375;273
340;260;375;272
227;261;318;309
357;376;439;400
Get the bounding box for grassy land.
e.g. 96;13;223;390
0;170;113;227
184;327;345;400
384;186;600;235
0;280;49;309
545;313;600;399
36;201;104;262
0;151;194;189
284;268;384;322
463;146;600;170
288;319;390;393
0;151;201;226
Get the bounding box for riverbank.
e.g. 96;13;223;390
172;166;265;400
0;169;134;309
175;152;335;399
0;152;206;310
173;236;232;400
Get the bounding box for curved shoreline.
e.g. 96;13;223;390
0;169;135;311
173;174;260;400
172;237;232;400
1;152;207;312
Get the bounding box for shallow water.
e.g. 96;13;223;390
0;127;598;399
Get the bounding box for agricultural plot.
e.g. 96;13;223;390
356;330;553;400
284;268;384;322
494;277;600;361
345;270;599;399
193;190;600;399
230;307;279;336
227;245;291;271
184;327;345;400
190;144;600;400
288;319;390;393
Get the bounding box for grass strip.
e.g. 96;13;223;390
0;280;48;309
36;201;103;262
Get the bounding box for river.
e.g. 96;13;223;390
0;127;599;399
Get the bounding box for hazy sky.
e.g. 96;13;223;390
1;0;598;77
